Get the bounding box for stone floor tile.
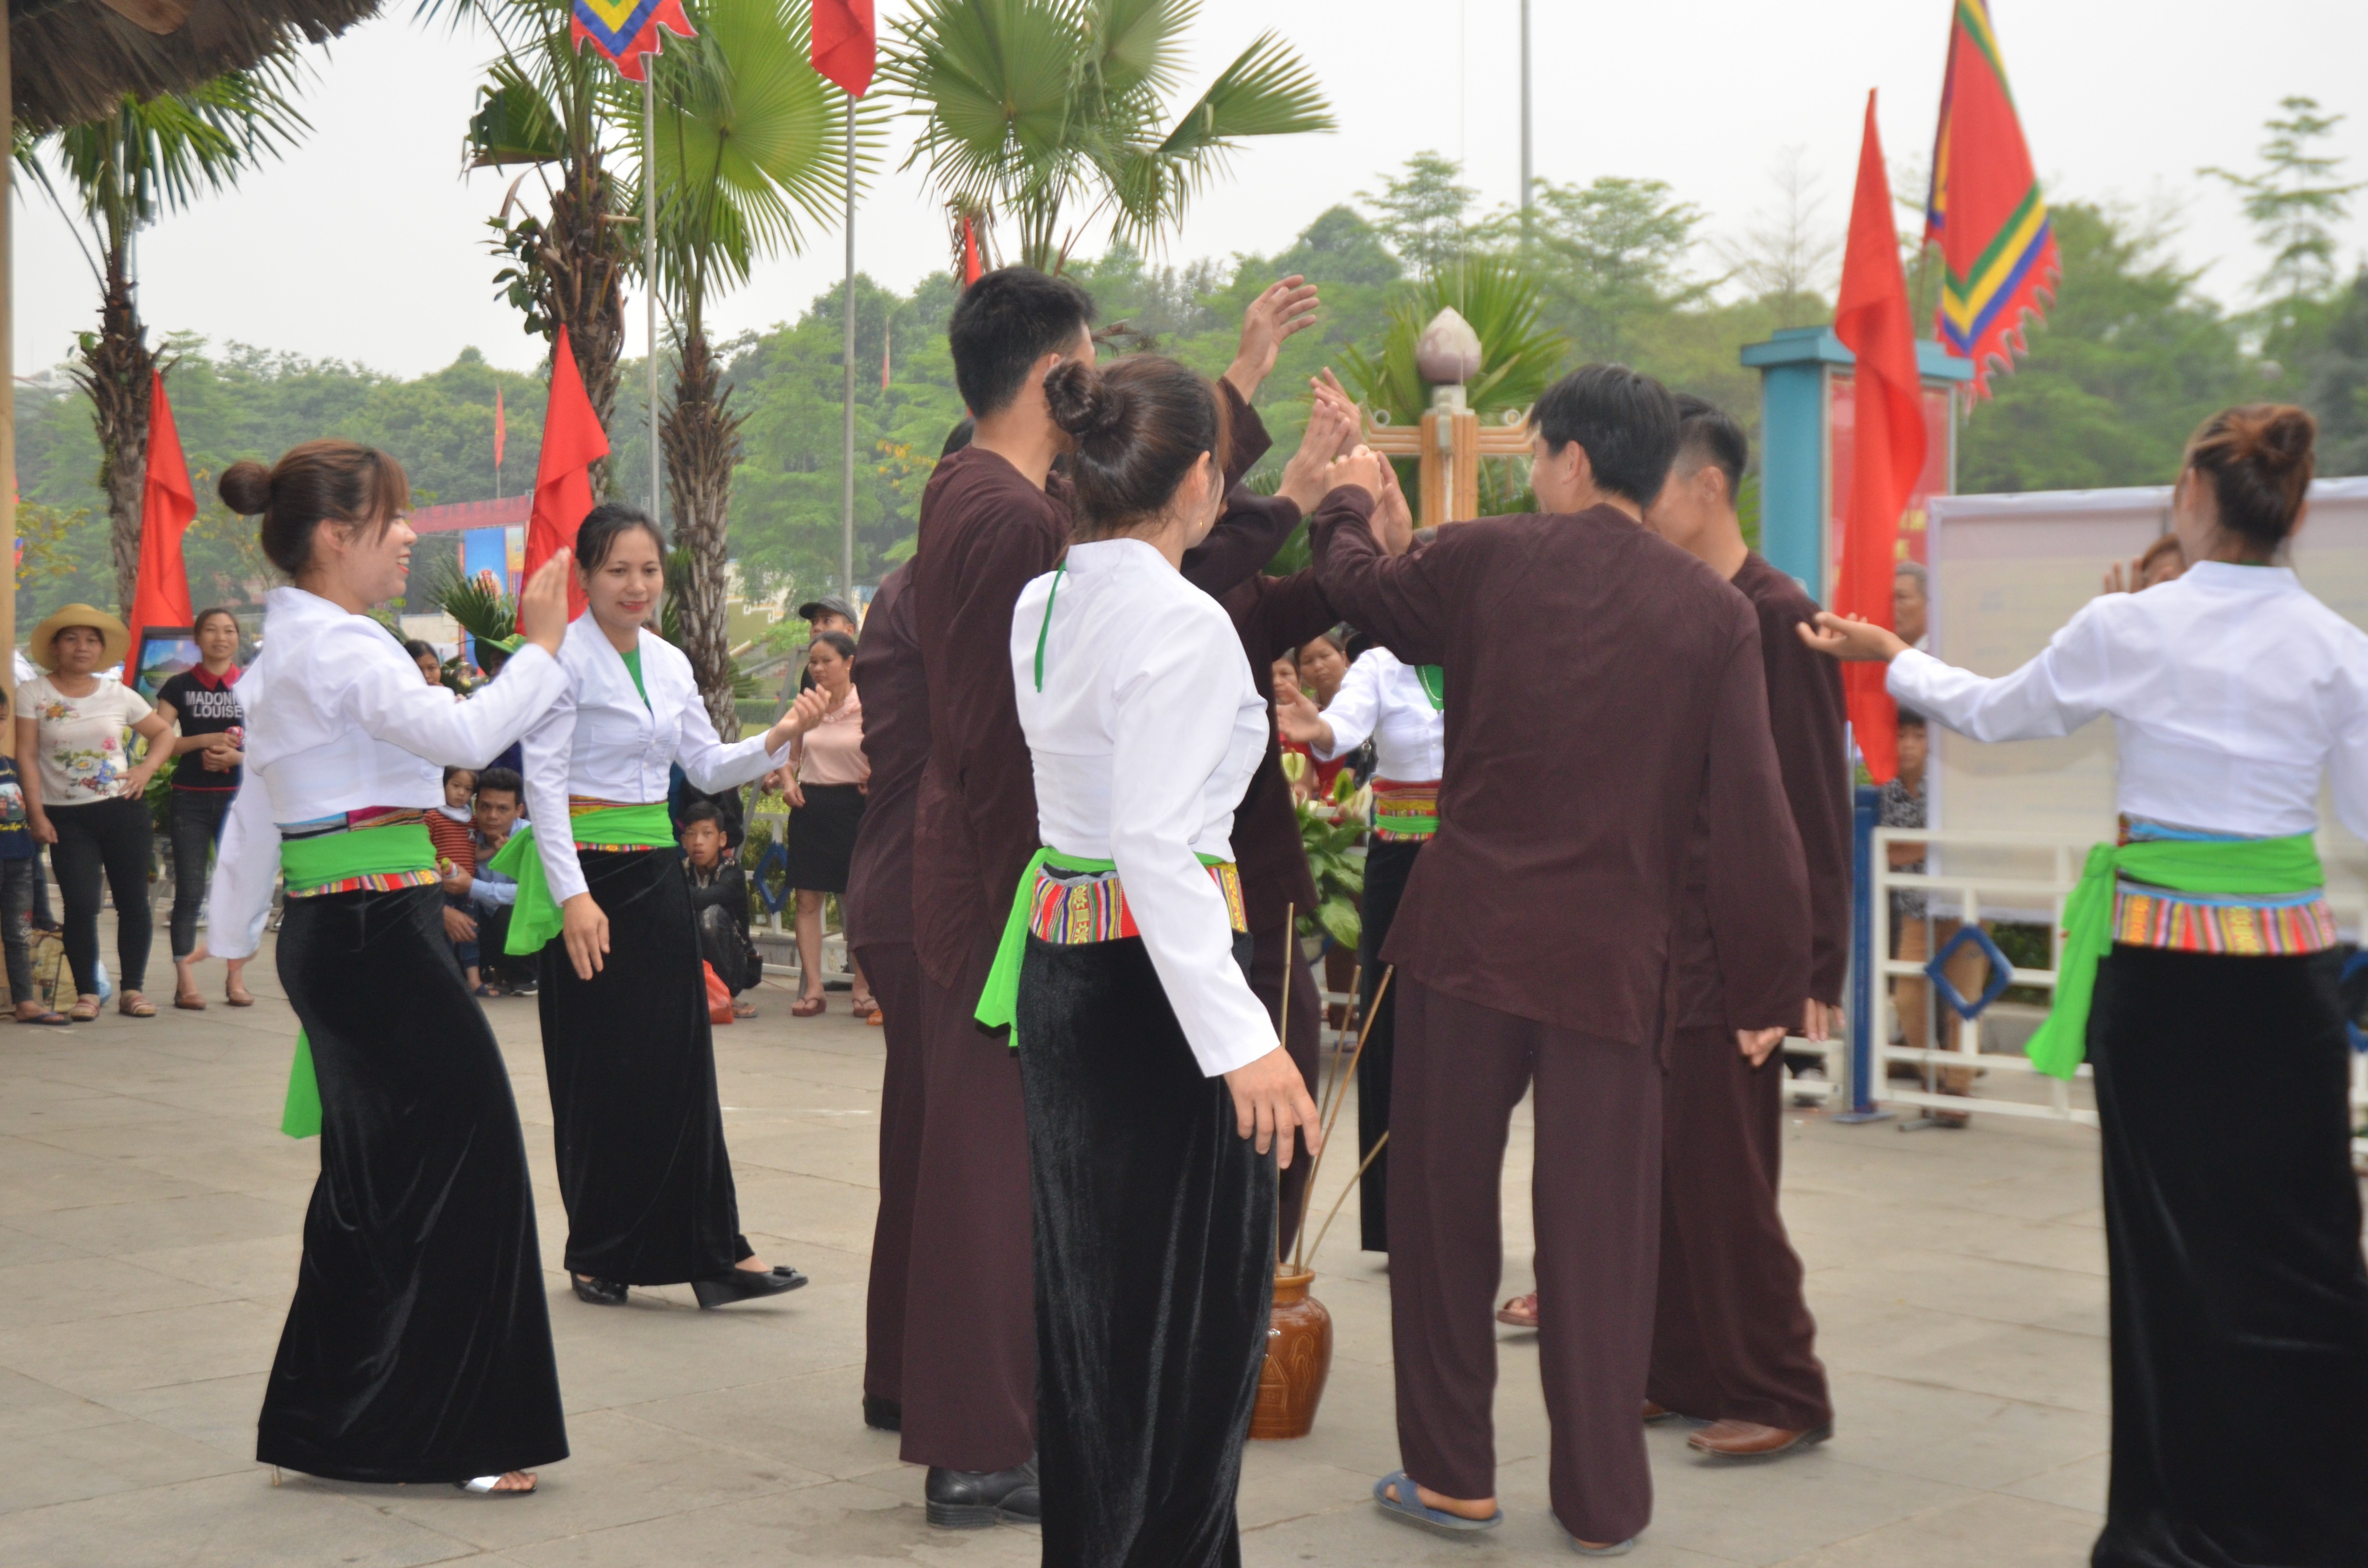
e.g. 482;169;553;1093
1765;1489;2100;1566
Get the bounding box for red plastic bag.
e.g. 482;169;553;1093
704;961;734;1025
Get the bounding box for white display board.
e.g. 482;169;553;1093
1925;476;2368;924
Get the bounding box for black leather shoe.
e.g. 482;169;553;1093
925;1460;1040;1528
571;1274;628;1307
691;1266;809;1309
863;1395;902;1432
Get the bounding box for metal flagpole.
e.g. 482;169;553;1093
841;98;857;601
646;70;661;525
1518;0;1532;241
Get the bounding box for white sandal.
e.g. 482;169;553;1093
455;1473;537;1495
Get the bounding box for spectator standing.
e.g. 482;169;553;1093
782;629;874;1018
17;605;173;1020
1279;630;1354;802
0;688;64;1024
155;606;252;1009
681;801;760;1017
432;767;482;991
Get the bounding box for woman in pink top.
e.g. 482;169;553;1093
782;630;873;1017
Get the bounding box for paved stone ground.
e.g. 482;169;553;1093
0;933;2115;1567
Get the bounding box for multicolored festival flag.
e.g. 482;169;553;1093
1923;0;2059;397
1835;93;1927;786
570;0;694;80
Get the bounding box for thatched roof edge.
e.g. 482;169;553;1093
12;0;384;135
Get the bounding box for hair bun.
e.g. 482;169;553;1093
1044;359;1129;442
218;460;272;516
2231;404;2317;471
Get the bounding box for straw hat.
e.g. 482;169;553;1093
28;604;131;672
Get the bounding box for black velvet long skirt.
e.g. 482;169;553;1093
1016;931;1273;1568
261;883;567;1482
2089;944;2368;1568
1356;834;1423;1253
538;848;749;1284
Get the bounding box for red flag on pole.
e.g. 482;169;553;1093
961;214;983;288
1832;91;1927;786
526;327;611;621
493;387;507;472
126;370;195;664
811;0;875;97
881;323;892;390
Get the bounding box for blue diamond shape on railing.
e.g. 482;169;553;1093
1928;923;2015;1020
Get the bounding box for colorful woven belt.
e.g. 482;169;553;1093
1026;860;1247;945
2112;883;2338;956
1371;777;1440;842
278;808;438;898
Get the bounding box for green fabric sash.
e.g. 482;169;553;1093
2024;832;2324;1079
1416;664;1444;711
489;801;676;956
975;845;1228;1036
275;821;437;1139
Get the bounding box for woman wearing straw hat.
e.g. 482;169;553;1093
17;603;174;1020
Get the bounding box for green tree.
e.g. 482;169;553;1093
879;0;1333;272
2204;95;2364;321
1957;202;2254;493
628;0;868;732
1515;175;1707;364
25;65;306;612
1358;150;1477;279
2296;270;2368;476
445;0;637;494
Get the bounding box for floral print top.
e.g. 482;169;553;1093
19;673;153;807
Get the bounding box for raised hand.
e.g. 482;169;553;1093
1372;458;1415;556
1277;390;1361;513
1325;445;1389;504
517;549;574;655
765;685;831;754
1273;678;1333;750
1795;610;1909;662
1224;276;1321;402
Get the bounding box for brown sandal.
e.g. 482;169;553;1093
224;986;254;1007
119;993;158;1018
69;995;101;1023
790;995;826;1018
174;991;207;1011
851;995;878;1021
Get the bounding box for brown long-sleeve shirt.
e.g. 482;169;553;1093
844;563;924;953
910;384;1281;997
1309;490;1810;1043
1675;552;1850;1024
1220;567;1336;935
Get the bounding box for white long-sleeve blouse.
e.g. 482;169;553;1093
1011;538;1279;1078
521;614;790;906
1888;561;2368;839
1312;645;1446;780
207;586;570;959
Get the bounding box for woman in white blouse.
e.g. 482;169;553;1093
504;504;819;1311
1803;404;2368;1567
1275;606;1443;1258
204;441;577;1497
986;355;1319;1566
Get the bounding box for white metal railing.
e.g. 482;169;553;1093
1869;827;2368;1145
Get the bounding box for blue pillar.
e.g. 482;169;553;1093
1738;328;1973;596
1834;784;1891;1123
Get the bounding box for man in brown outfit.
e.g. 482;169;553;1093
1309;365;1810;1553
903;266;1320;1526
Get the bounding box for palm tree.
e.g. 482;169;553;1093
619;0;872;734
443;0;636;495
879;0;1334;273
28;66;305;612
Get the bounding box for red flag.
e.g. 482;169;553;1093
493;387;507;472
811;0;874;97
961;215;984;288
126;370;195;664
1832;92;1927;785
527;327;611;620
881;323;892;390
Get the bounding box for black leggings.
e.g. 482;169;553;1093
169;789;234;960
46;796;153;997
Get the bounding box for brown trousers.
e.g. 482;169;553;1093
1647;1024;1831;1431
899;938;1036;1472
1247;921;1323;1260
854;941;925;1409
1389;978;1662;1545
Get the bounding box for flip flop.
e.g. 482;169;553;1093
13;1010;69;1026
790;996;826;1018
1372;1471;1500;1538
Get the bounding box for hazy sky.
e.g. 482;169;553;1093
15;0;2368;384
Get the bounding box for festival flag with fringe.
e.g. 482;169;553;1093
571;0;694;80
1923;0;2059;396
